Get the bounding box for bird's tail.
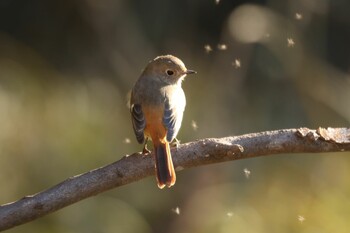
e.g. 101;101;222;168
154;142;176;189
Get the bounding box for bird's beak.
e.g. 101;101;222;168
184;70;197;75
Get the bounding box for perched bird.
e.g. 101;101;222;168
130;55;196;188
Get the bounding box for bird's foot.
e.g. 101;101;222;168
142;138;151;154
170;138;180;148
142;144;151;154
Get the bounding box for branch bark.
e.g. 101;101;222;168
0;127;349;231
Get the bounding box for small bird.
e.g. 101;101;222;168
130;55;196;188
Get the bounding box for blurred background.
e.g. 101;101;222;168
1;0;350;232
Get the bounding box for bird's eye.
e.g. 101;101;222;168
166;69;174;76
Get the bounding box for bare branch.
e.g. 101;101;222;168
0;127;349;231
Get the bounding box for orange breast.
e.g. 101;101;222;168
142;104;167;144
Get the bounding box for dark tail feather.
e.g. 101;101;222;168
154;142;176;189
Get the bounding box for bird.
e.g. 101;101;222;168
130;55;196;188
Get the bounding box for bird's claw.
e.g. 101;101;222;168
142;138;151;154
170;138;180;148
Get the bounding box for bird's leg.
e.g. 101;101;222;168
170;138;180;148
142;138;151;154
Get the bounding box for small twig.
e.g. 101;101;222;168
0;127;349;231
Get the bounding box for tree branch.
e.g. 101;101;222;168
0;127;349;231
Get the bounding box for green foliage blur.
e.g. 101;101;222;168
1;0;350;232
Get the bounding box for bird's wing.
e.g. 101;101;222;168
130;103;146;144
